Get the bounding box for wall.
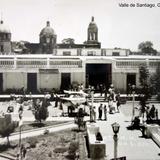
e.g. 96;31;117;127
38;73;60;90
3;72;26;90
71;72;85;84
112;72;126;92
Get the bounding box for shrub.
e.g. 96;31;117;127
32;98;49;123
157;93;160;101
64;140;79;159
27;137;38;148
54;146;68;153
0;114;18;146
68;141;79;156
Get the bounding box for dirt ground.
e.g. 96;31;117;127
2;128;82;160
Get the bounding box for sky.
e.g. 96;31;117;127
0;0;160;51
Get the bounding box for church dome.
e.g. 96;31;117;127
0;20;11;33
40;21;55;36
88;17;98;32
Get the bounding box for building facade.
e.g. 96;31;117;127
0;17;159;93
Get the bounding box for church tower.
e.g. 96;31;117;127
87;16;99;44
39;21;57;54
0;20;11;54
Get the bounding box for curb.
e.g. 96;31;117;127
10;121;74;137
0;153;16;160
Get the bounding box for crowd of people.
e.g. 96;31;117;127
3;82;159;129
90;84;121;122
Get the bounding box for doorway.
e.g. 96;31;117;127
27;73;37;93
127;73;136;93
86;64;112;89
61;73;71;90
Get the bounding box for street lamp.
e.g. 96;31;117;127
112;122;120;159
18;107;23;160
90;87;94;122
131;85;136;121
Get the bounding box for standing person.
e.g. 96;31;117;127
104;105;107;121
127;83;131;96
116;92;121;113
99;84;103;96
108;95;113;114
149;105;156;120
91;106;96;122
98;104;103;120
80;83;84;91
104;86;108;101
18;104;23;119
55;94;59;107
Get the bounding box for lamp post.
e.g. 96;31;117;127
90;88;94;122
112;122;120;160
131;85;136;121
18;109;23;160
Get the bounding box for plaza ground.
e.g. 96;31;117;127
0;98;160;159
93;101;160;160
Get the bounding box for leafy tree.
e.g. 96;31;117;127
62;38;75;44
138;41;157;55
139;64;151;119
139;64;149;87
0;114;17;146
32;98;49;123
150;64;160;98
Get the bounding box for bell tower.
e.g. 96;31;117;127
87;16;99;44
88;16;98;42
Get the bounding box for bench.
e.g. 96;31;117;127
86;123;106;160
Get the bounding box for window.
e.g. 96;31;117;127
87;51;96;56
63;51;71;56
101;49;106;56
112;52;120;56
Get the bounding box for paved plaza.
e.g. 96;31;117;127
0;99;160;159
93;101;160;160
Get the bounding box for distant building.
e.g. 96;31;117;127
0;20;11;54
0;17;159;93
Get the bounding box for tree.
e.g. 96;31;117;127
150;64;160;96
139;64;151;120
0;114;17;146
32;98;49;123
139;64;151;104
139;64;150;98
62;38;75;44
139;64;149;87
138;41;157;55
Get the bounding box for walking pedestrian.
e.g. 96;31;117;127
116;92;121;113
104;105;107;121
98;104;103;120
21;144;27;158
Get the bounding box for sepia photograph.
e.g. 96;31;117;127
0;0;160;159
